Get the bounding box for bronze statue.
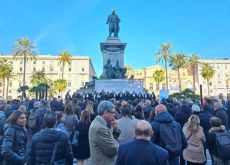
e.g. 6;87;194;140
113;60;122;79
103;59;113;79
106;10;120;37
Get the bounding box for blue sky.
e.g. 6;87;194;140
0;0;230;75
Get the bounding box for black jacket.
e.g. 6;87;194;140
1;124;27;165
214;109;229;130
27;128;73;165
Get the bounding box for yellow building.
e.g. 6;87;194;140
126;65;193;95
0;55;97;99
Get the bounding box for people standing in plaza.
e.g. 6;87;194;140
151;104;187;165
116;120;168;165
117;104;138;144
74;110;91;165
64;103;78;137
207;117;230;164
213;101;229;130
183;115;206;165
89;101;119;165
1;111;27;165
27;111;73;165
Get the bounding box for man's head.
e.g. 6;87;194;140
213;101;223;111
155;104;167;115
43;111;57;128
40;99;50;109
98;101;115;123
135;120;153;140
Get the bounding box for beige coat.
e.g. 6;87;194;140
183;127;206;163
89;116;119;165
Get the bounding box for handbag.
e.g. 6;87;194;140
49;136;66;165
70;130;80;147
70;115;80;147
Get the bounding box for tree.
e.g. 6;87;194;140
57;51;72;79
200;63;215;97
13;37;37;87
125;64;133;70
187;54;199;92
0;56;13;99
155;43;172;90
53;79;67;97
17;85;29;100
170;53;186;92
30;70;46;86
153;69;165;91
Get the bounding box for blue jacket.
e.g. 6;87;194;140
1;124;27;165
116;139;168;165
151;112;187;156
27;128;73;165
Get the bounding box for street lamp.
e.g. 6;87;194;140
226;77;230;99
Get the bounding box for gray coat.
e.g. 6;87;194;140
117;116;138;144
89;116;119;165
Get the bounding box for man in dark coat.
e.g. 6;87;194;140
116;120;168;165
151;104;187;165
27;111;73;165
213;101;229;130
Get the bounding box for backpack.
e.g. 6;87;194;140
215;131;230;161
158;122;182;157
28;108;40;130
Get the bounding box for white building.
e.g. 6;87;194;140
0;55;97;99
198;59;230;99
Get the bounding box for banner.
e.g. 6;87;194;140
95;79;144;94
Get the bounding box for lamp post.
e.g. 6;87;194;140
226;77;230;99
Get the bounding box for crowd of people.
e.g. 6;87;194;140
0;91;230;165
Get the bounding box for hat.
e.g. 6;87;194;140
34;101;41;108
191;104;200;112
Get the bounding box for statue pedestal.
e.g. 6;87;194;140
100;37;127;68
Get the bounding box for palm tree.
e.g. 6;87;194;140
17;85;29;100
57;51;72;79
30;70;46;86
13;37;37;87
53;79;67;97
200;63;215;97
153;69;165;91
188;54;199;92
170;53;186;92
30;86;41;100
155;43;172;90
0;56;13;99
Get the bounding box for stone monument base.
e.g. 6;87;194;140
95;79;144;94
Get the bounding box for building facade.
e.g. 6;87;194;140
198;59;230;99
0;55;97;99
126;65;193;96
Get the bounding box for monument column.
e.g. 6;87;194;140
100;37;126;68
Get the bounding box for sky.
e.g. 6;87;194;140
0;0;230;75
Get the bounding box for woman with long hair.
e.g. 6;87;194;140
183;115;206;165
133;104;144;120
85;103;95;121
64;103;78;137
74;110;91;165
1;111;27;165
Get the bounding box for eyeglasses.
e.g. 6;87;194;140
107;111;116;114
